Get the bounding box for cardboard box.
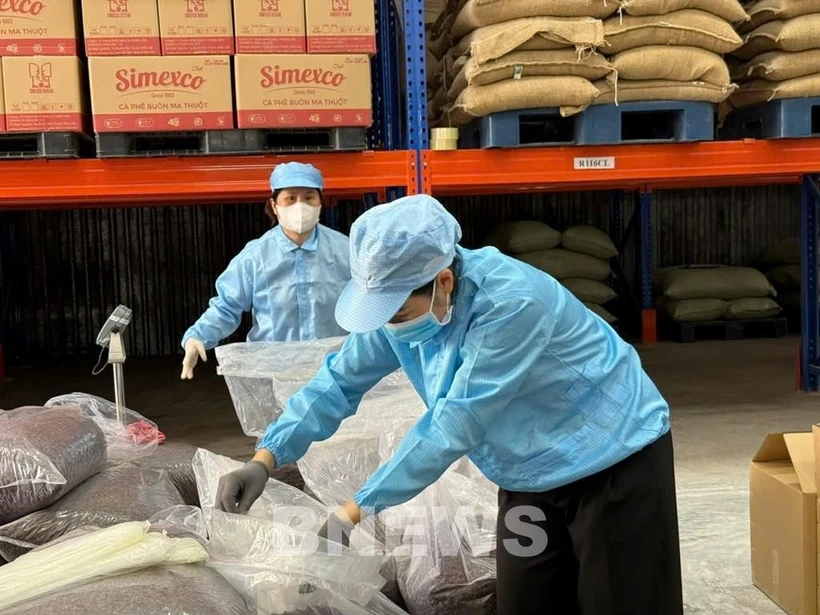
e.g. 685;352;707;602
234;54;372;128
750;432;818;615
82;0;161;56
0;0;78;56
305;0;375;55
234;0;306;54
87;55;233;132
157;0;234;55
0;59;5;131
3;56;85;132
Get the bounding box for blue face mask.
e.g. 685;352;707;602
384;279;452;344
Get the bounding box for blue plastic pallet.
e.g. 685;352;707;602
459;101;715;149
721;97;820;140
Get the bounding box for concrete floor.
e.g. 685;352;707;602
1;336;815;614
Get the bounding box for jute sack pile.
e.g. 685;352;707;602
757;236;811;313
596;6;744;105
442;17;610;123
727;8;820;110
655;265;781;322
506;224;619;324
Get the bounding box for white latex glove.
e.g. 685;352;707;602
181;339;207;380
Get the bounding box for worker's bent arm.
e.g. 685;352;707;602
182;253;254;350
258;330;402;467
354;297;552;514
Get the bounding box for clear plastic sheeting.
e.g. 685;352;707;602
216;338;346;437
0;405;107;525
3;565;253;615
147;505;209;544
0;521;207;612
193;448;387;609
0;464;185;561
132;442;199;506
45;393;161;463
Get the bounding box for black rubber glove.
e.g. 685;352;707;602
214;460;269;514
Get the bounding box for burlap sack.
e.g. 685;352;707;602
621;0;748;22
450;17;606;65
594;78;733;105
448;49;615;102
611;46;731;86
563;279;618;304
731;49;820;82
659;297;728;322
562;225;619;259
448;76;600;124
485;220;562;254
585;303;618;324
518;249;611;281
603;10;743;55
430;85;449;119
429;12;457;60
656;265;774;300
734;14;820;61
765;265;801;290
738;0;820;34
729;73;820;108
451;0;620;39
724;297;781;320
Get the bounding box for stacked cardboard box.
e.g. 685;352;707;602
0;1;86;133
82;0;161;56
234;0;306;54
158;0;234;55
234;0;376;129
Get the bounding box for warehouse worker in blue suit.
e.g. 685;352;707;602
180;162;350;379
214;194;683;614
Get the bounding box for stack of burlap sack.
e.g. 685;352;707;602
596;0;747;105
655;265;781;323
484;221;619;324
426;0;620;126
722;1;820;116
757;236;804;313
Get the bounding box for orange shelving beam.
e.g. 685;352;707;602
423;139;820;195
0;151;416;209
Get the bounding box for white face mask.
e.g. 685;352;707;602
276;201;321;234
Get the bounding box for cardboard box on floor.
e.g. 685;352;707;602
82;0;162;56
0;0;79;56
305;0;375;54
234;0;306;54
750;431;818;614
157;0;234;55
87;55;233;132
234;54;372;128
2;56;85;132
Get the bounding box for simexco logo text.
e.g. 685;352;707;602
0;0;46;16
185;0;206;17
115;68;205;92
260;65;345;88
28;61;52;92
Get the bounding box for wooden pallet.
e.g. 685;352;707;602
664;317;788;344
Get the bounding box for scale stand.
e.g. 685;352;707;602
94;305;133;426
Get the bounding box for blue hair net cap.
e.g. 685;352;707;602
270;162;324;191
335;194;462;333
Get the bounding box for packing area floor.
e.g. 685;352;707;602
0;336;814;614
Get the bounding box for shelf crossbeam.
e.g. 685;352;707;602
0;151;416;210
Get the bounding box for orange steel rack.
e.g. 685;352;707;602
0;151;417;209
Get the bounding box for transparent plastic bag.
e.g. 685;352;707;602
0;464;185;561
3;565;252;615
45;393;161;463
132;441;199;506
0;521;207;611
193;448;386;608
0;405;107;525
216;338;347;437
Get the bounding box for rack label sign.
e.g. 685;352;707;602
574;156;615;170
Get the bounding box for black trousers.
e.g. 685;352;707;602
495;431;683;615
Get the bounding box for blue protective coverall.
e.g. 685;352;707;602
182;224;350;349
258;245;670;514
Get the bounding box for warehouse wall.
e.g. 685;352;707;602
0;185;801;361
